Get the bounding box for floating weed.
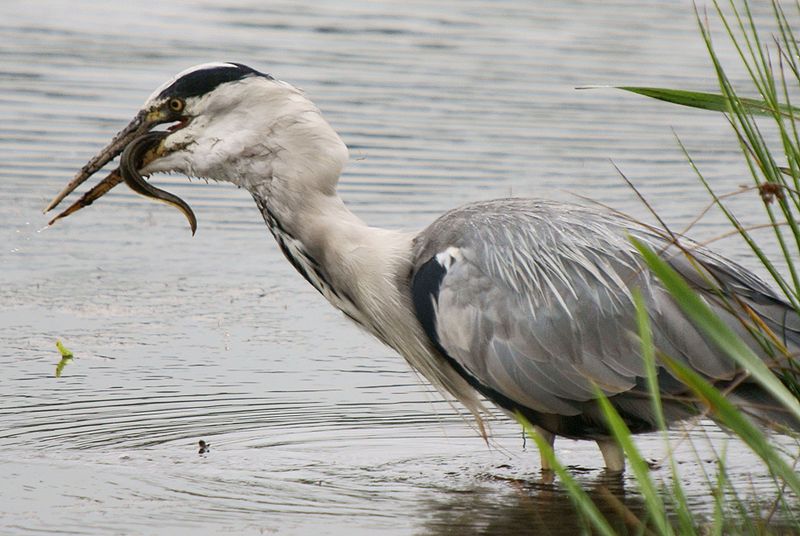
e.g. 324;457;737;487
55;340;74;378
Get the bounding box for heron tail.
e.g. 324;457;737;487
727;382;800;432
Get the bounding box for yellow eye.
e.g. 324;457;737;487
168;98;185;113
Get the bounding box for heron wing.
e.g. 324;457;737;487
410;199;796;432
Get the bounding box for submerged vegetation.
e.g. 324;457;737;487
537;0;800;532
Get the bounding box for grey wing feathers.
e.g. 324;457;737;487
410;199;797;434
668;245;800;348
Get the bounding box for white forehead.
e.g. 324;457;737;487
145;62;241;104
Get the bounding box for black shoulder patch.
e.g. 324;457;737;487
157;63;273;100
411;257;543;426
411;256;448;348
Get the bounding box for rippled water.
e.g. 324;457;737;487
2;1;799;534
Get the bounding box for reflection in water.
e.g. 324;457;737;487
422;469;800;535
422;474;643;535
1;0;798;534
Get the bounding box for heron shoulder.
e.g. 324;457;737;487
412;198;633;260
411;198;648;312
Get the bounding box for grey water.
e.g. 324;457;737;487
1;1;798;534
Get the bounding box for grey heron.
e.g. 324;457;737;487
45;62;800;473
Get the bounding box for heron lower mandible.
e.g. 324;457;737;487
46;62;800;473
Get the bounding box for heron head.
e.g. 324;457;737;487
45;62;349;232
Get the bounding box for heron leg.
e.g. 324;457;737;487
534;425;555;471
597;438;625;473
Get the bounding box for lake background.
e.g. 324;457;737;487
1;1;797;534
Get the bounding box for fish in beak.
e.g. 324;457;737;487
44;105;197;235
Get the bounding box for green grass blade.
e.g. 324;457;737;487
633;291;697;534
611;87;800;117
631;236;800;423
674;134;800;309
595;392;675;536
711;449;726;536
660;354;800;496
633;290;665;431
516;413;618;536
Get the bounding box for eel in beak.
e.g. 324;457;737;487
44;109;197;235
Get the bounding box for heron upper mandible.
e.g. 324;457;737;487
46;63;800;473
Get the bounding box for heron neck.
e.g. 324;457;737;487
251;185;414;341
250;181;486;423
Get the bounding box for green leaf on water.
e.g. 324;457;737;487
56;340;73;358
55;340;74;378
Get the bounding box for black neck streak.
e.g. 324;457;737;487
254;196;365;324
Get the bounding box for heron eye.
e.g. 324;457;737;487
168;98;185;113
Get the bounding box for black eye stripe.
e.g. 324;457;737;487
157;63;274;100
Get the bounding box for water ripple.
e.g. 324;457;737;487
1;0;796;534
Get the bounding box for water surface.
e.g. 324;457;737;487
1;1;798;534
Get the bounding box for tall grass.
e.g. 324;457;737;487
530;1;800;533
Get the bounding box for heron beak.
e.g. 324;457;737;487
44;107;169;217
46;135;169;227
46;168;124;226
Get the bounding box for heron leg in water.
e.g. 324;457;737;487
597;438;625;473
534;425;555;471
